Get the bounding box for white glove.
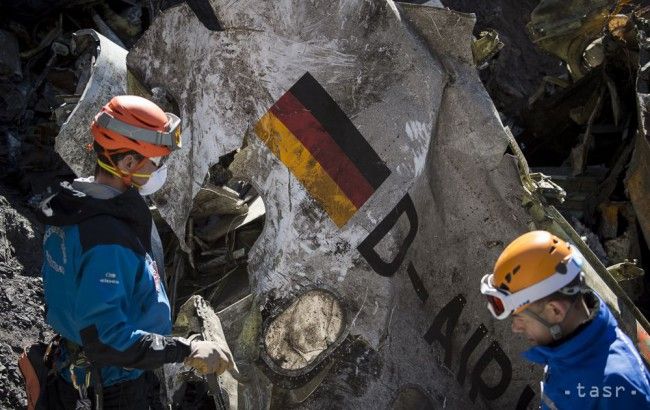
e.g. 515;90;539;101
184;340;236;375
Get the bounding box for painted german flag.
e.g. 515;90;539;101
255;72;391;227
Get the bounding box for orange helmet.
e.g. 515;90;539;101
480;231;584;319
91;95;181;158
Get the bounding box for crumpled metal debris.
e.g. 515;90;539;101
471;29;504;69
527;172;567;205
167;295;238;408
608;261;645;303
527;0;616;80
194;196;264;244
191;184;248;219
627;9;650;256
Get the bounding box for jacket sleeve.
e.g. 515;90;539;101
75;244;191;369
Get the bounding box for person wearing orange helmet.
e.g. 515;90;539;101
38;96;234;409
481;230;650;409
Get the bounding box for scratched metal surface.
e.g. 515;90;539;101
120;1;539;408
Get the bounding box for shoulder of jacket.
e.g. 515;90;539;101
78;214;144;255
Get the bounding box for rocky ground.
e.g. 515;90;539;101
0;186;53;409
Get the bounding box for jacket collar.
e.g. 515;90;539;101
523;293;617;365
37;179;151;231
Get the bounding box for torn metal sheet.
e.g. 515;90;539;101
126;2;536;407
54;29;127;177
471;29;504;69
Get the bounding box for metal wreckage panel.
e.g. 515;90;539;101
53;0;650;408
55;29;128;177
628;21;650;259
124;2;536;407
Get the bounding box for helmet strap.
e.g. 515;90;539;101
523;300;576;341
98;149;149;188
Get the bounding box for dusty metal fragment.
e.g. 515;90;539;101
528;172;567;205
583;38;605;68
170;295;238;408
191;184;248;218
263;290;344;371
55;30;127;177
608;261;645;303
195;197;265;243
472;29;504;69
608;14;635;43
527;0;615;80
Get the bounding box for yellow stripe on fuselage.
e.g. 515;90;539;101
254;112;357;227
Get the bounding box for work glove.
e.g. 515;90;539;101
184;340;236;375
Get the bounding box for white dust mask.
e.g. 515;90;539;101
138;165;167;196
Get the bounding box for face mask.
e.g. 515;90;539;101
138;164;168;196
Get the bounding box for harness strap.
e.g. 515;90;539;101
62;339;104;410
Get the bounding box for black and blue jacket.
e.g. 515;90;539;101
39;181;190;386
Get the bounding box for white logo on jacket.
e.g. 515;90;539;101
44;226;66;274
100;272;120;285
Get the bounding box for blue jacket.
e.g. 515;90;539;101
524;294;650;409
40;181;190;386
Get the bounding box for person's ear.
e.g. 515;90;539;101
545;300;569;322
117;154;137;172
